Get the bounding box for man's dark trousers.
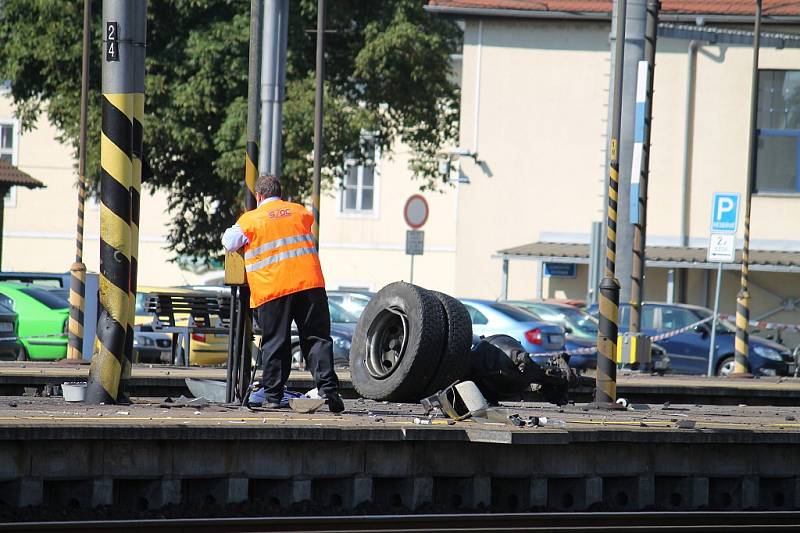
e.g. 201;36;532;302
257;287;340;404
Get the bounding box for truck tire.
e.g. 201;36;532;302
422;291;472;396
349;282;445;402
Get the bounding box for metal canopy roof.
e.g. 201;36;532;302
497;242;800;273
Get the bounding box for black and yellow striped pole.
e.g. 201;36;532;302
734;0;762;378
118;0;147;400
87;0;134;404
595;0;627;406
67;0;92;361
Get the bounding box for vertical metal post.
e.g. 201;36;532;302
596;0;627;406
587;221;603;304
708;262;723;376
615;0;646;307
271;0;289;176
259;0;279;176
67;0;92;361
410;255;415;285
735;0;761;377
87;0;134;404
666;269;675;303
629;0;660;334
501;258;509;301
311;0;326;249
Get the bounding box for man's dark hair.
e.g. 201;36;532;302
255;174;282;198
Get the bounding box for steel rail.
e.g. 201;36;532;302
3;511;800;532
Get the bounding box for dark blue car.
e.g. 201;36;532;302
590;302;795;377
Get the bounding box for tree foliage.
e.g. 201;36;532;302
0;0;460;266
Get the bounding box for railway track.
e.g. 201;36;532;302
3;511;800;532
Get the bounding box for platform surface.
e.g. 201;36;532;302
1;393;799;445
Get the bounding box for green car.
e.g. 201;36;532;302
0;282;69;360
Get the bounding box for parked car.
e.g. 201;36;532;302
0;295;21;360
459;299;565;353
506;300;598;370
291;300;357;369
587;302;795;377
327;290;374;318
0;282;68;360
135;286;228;366
0;271;70;288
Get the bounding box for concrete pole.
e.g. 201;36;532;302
311;0;326;249
87;0;134;404
616;0;647;308
734;0;762;377
259;0;280;176
67;0;92;360
629;0;659;333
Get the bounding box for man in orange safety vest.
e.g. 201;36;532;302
222;174;344;412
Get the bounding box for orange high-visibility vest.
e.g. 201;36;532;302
237;199;325;308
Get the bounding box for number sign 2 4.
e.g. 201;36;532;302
106;22;119;62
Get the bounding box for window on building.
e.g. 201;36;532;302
1;122;17;207
339;132;377;214
755;69;800;194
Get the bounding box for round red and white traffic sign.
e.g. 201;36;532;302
403;194;429;229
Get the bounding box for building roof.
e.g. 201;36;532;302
427;0;800;20
497;241;800;273
0;160;44;189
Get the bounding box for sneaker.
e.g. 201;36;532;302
263;401;287;409
323;391;345;413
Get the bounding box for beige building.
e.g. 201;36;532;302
4;0;800;342
0;91;205;287
413;0;800;339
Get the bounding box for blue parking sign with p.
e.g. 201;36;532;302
710;192;740;233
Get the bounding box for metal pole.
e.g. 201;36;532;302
501;258;509;301
271;0;289;176
259;0;279;175
735;0;761;377
629;0;660;334
87;0;134;404
708;262;723;376
225;286;238;403
595;0;627;406
311;0;326;249
410;255;415;285
615;0;647;307
67;0;92;361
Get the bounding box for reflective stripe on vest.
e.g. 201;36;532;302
246;240;317;273
244;233;314;260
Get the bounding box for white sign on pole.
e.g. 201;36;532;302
707;233;736;263
406;230;424;256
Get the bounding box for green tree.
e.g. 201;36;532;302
0;0;460;266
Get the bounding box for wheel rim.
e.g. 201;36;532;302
719;358;735;376
365;307;408;379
